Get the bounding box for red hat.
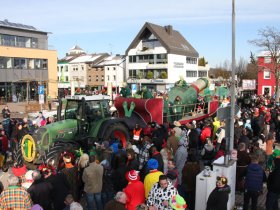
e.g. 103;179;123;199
125;170;140;182
12;165;27;177
260;106;266;112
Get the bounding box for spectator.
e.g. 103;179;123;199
175;136;188;186
144;159;163;198
63;194;83;210
104;191;127;210
123;170;145;210
138;135;152;170
35;111;45;127
181;154;200;210
132;123;144;144
206;176;231;210
100;160;114;207
236;143;251;192
266;157;280;210
0;174;33;209
44;165;70;210
27;170;53;210
167;129;179;156
61;153;80;201
126;149;139;172
147;175;177;209
82;155;104;210
243;154;267;210
215;121;225;151
1;105;11;138
149;146;164;173
166;159;178;188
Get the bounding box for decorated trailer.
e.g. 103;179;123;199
15;78;219;168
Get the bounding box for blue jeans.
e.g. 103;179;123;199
266;191;279;210
86;192;103;210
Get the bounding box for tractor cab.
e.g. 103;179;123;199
57;95;111;135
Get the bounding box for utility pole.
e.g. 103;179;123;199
229;0;236;151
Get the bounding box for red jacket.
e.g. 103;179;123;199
124;181;145;210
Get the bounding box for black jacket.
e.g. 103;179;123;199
206;185;231;210
28;178;53;210
267;165;280;194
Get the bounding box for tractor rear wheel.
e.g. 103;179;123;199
103;123;130;147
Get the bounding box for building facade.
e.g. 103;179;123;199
0;19;57;101
257;51;279;96
125;22;208;92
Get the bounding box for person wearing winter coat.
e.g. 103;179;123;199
123;170;145;210
266;157;280;210
174;136;188;185
243;154;267;210
206;176;231;210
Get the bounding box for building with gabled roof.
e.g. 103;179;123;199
125;22;208;92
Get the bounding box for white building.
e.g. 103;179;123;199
126;22;209;91
95;55;125;92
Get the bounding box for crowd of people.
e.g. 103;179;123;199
0;93;279;210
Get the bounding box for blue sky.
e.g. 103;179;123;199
1;0;279;67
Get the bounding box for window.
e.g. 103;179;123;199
129;56;137;63
113;67;116;70
35;59;41;69
101;76;104;82
28;59;35;69
66;76;69;82
81;66;84;70
186;57;197;64
186;70;197;77
264;71;271;79
107;75;110;81
198;71;207;77
42;59;48;69
65;66;68;72
60;66;63;71
264;57;271;64
96;75;99;82
57;67;59;72
14;58;27;69
113;75;116;81
0;57;12;69
129;70;137;78
107;67;110;71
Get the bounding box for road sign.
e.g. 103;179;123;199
38;86;44;95
217;105;240;121
39;94;44;104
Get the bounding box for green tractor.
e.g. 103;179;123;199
16;95;131;167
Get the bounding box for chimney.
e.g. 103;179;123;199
165;25;173;36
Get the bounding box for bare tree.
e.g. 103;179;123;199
249;26;280;101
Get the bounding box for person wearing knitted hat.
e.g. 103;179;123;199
206;176;231;210
123;170;145;210
169;194;187;210
143;159;163;198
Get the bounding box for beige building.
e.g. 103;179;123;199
0;19;57;101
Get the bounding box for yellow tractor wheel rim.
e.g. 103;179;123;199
21;134;36;162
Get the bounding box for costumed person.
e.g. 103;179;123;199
206;176;231;210
123;170;145;210
175;75;188;88
169;194;187;210
173;96;183;121
120;82;131;98
140;86;153;99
